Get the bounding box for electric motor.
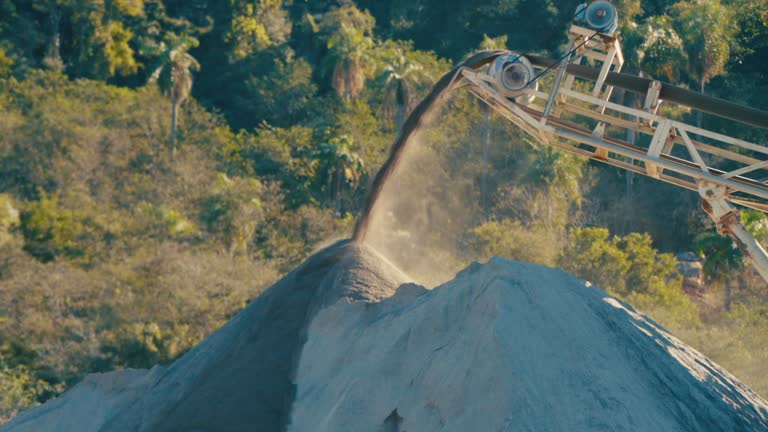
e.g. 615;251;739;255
487;53;538;105
575;1;619;35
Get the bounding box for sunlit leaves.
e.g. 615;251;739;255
670;0;737;91
635;15;687;81
311;135;365;213
227;0;291;60
319;6;375;100
0;48;12;77
561;227;700;327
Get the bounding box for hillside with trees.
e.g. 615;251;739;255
1;0;767;422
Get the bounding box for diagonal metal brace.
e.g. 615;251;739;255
699;181;768;283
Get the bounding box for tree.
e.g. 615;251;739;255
635;15;687;82
54;0;146;78
560;227;631;294
312;135;365;214
320;6;375;101
199;174;266;257
372;41;436;134
146;34;201;154
18;192;89;263
671;0;737;126
561;227;699;327
694;231;741;309
235;52;317;129
227;0;291;60
468;218;561;266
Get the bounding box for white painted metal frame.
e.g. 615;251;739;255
558;25;625;113
460;50;768;282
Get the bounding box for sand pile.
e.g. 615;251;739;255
4;241;768;431
3;241;408;432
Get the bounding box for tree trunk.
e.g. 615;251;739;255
335;159;343;214
171;90;179;159
344;68;351;102
46;1;62;70
395;79;409;135
724;276;734;311
697;80;705;129
481;104;491;212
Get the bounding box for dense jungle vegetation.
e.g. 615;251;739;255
1;0;767;421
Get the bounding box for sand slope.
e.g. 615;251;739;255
289;258;768;432
3;244;768;431
3;241;407;432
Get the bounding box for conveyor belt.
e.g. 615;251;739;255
354;50;768;243
527;55;768;129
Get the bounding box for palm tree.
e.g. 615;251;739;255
375;43;435;135
312;136;365;214
321;7;375;101
380;63;412;135
671;0;736;127
147;35;201;155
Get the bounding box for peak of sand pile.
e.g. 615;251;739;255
4;244;768;432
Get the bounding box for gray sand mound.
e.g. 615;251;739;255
4;241;408;432
3;243;768;431
290;258;768;431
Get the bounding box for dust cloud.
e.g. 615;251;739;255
362;95;498;286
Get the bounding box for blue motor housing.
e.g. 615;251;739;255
575;1;619;35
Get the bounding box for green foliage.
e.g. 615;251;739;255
369;40;446;133
1;0;767;422
528;144;587;209
254;204;354;269
56;0;146;77
0;334;59;420
671;0;737;91
228;0;291;59
478;34;508;51
319;6;375;100
634;15;687;81
99;322;195;369
0;364;57;422
221;125;317;205
311;135;365;214
561;228;700;327
560;227;630;292
240;54;318;127
19;192;97;264
468;219;561;266
676;304;768;397
0;48;12;77
198;174;270;256
694;231;741;280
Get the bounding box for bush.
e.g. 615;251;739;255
467;219;562;266
0;364;59;424
560;227;701;328
19;192;97;264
